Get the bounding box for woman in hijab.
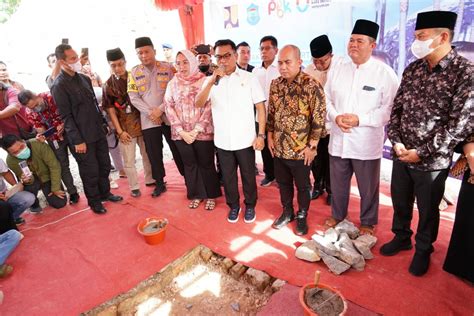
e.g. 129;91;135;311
164;50;221;210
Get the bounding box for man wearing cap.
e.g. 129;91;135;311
162;43;174;64
193;44;216;76
380;11;473;276
51;44;123;214
128;37;185;197
103;48;154;198
304;35;344;204
324;20;399;234
253;35;280;187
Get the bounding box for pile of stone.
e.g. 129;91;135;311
295;220;377;275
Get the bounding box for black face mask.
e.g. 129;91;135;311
198;64;210;73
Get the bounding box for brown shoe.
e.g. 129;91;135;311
360;225;375;236
324;217;341;228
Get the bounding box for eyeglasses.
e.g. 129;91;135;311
215;52;233;61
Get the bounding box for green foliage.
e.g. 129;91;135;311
0;0;22;24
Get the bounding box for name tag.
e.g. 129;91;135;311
362;85;375;91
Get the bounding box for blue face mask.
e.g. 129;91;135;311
16;147;31;160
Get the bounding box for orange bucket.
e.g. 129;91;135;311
299;283;347;316
137;217;168;245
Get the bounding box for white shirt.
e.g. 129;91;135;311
206;67;266;151
325;57;399;160
252;60;280;116
304;55;344;133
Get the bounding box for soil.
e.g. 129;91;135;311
150;256;271;315
142;220;167;233
305;287;345;316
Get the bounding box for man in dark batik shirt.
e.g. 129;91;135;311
381;11;473;277
267;45;326;236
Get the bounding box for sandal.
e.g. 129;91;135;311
324;217;341;228
360;225;375;236
204;199;216;211
188;199;202;209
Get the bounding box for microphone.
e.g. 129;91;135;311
214;66;225;86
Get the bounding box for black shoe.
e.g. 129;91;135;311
244;207;256;223
14;217;25;225
91;203;107;214
131;189;141;197
260;176;275;187
380;237;412;256
409;252;430;276
152;183;167;197
311;189;324;200
101;194;123;202
272;208;295;229
227;207;241;223
69;193;80;204
295;209;308;236
145;182;156;187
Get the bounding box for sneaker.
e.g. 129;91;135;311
260;176;275;187
14;217;25;225
110;180;119;189
131;189;141;197
69;193;80;204
380;237;412;256
244;207;256;223
227;207;241;223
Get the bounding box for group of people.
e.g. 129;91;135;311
0;10;472;283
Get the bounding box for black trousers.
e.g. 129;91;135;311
217;146;257;209
143;126;185;183
48;137;77;195
175;140;221;200
274;157;311;211
311;135;331;193
256;123;274;179
24;178;67;209
71;137;111;207
0;201;17;234
391;160;449;254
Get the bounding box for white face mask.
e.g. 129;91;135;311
69;60;82;73
411;35;440;59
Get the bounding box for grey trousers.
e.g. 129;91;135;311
329;155;380;226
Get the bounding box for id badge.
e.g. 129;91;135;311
53;140;59;149
125;105;132;114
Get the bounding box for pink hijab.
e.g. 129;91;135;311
175;49;204;85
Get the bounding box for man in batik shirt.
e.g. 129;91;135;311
267;45;326;236
380;11;473;277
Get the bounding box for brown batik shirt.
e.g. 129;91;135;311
388;49;473;171
102;73;142;138
267;71;326;160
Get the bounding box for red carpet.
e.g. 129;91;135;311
1;162;473;315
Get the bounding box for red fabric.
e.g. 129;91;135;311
2;163;473;315
152;0;205;49
178;3;205;49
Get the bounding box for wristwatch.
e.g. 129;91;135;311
257;133;266;139
307;143;317;151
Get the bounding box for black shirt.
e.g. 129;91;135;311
237;63;255;72
51;70;105;145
